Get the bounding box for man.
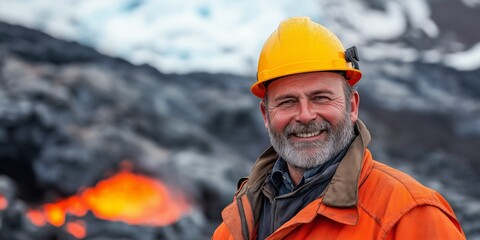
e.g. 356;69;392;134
212;17;465;240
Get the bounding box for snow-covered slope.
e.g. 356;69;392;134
1;0;479;75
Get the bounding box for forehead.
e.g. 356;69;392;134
266;72;345;98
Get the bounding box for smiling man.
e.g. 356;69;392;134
212;17;465;240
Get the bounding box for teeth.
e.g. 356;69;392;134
295;131;321;138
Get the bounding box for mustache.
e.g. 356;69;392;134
284;120;331;136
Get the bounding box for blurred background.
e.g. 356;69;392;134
0;0;479;239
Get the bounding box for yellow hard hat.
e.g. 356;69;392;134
251;17;362;98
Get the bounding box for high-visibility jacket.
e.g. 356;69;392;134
212;120;465;240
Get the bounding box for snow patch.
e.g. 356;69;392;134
444;43;480;71
461;0;480;7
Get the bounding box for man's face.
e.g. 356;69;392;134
261;72;359;169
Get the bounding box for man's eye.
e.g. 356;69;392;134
312;96;329;101
278;100;295;106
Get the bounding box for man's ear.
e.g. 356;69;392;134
350;91;360;123
260;101;269;129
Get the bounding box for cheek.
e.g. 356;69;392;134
319;103;348;125
267;110;292;132
325;110;350;128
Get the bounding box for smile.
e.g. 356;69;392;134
293;130;322;138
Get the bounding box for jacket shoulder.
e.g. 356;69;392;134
358;160;457;231
366;160;443;203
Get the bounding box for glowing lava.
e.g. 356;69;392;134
66;220;87;239
27;170;190;238
0;194;8;210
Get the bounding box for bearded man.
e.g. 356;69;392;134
212;17;465;240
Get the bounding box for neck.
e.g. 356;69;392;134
287;165;305;186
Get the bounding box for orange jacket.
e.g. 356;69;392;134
212;120;465;240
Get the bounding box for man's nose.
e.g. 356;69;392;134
295;100;317;124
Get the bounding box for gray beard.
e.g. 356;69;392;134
267;113;355;170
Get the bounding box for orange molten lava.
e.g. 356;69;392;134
27;170;190;238
0;194;8;210
26;209;46;226
66;220;87;239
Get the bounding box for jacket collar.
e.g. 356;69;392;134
315;119;371;226
322;119;371;207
